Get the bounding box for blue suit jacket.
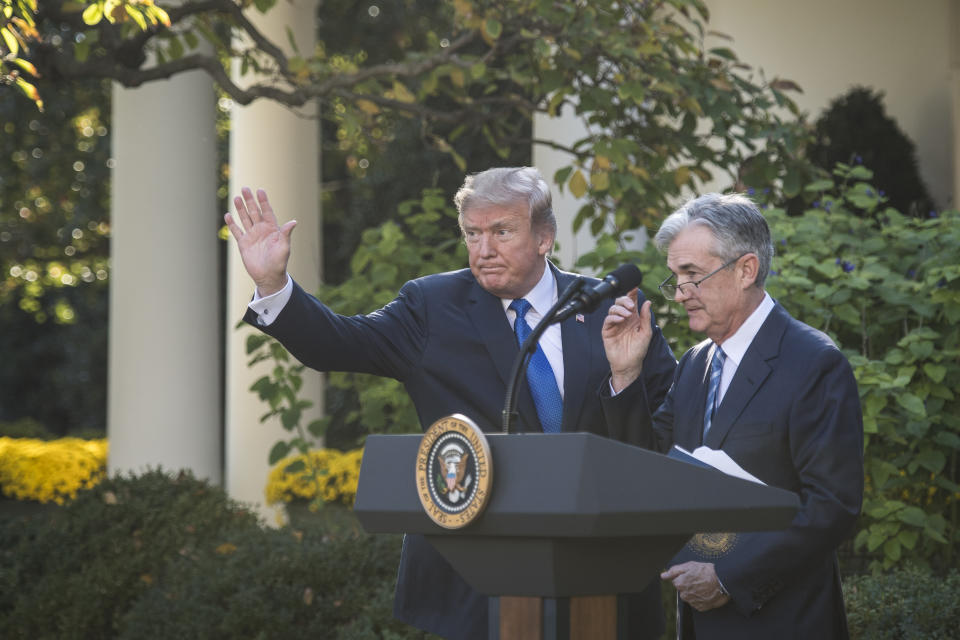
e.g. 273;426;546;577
245;263;677;640
602;302;863;640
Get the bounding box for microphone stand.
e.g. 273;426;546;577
501;277;587;434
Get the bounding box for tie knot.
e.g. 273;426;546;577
510;298;532;320
714;344;726;363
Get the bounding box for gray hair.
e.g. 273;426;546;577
454;167;557;238
654;192;774;289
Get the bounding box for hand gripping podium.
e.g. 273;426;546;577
354;431;799;639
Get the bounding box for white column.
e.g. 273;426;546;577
226;0;322;523
108;73;221;481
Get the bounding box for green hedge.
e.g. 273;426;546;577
844;566;960;639
0;469;436;640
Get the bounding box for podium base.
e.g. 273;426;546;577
491;595;623;640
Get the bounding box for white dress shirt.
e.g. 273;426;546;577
715;292;775;405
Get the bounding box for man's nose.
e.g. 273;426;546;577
478;234;496;256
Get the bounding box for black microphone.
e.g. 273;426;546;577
553;263;643;323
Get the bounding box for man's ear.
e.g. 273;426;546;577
738;253;760;289
537;228;556;256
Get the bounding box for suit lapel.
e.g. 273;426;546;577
556;268;590;432
704;305;787;448
466;276;540;432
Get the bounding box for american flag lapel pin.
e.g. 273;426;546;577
576;313;585;323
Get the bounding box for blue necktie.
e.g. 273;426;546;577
703;344;726;439
509;299;563;433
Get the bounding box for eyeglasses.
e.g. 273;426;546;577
658;254;747;299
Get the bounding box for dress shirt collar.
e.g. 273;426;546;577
716;292;775;368
502;259;557;326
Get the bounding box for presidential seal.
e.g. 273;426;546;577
415;413;493;529
687;532;739;559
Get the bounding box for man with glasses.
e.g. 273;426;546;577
600;193;863;639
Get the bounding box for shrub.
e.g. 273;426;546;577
844;566;960;639
0;418;53;439
0;469;436;639
117;523;423;640
0;469;258;639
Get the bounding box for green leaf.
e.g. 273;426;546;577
933;431;960;450
804;179;834;192
913;449;946;473
268;441;291;465
283;459;306;474
882;538;901;562
922;363;947;383
246;333;271;354
781;171;801;198
866;529;887;552
896;393;926;417
897;529;919;550
483;17;502;40
896;506;927;528
167;35;184;59
923;527;948;544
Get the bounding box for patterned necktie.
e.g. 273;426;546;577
509;299;563;433
703;344;726;439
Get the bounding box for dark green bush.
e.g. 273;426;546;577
0;417;54;439
844;566;960;639
0;468;258;639
118;520;422;639
0;470;435;639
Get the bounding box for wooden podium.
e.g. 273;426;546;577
353;432;799;639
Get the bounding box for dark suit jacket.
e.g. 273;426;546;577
602;302;863;640
245;263;677;640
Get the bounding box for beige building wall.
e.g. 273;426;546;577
704;0;954;209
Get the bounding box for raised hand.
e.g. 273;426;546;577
602;288;654;393
224;187;297;296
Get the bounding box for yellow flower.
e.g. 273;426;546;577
265;447;363;507
0;437;108;503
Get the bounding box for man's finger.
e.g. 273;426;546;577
257;188;278;226
224;213;243;242
280;219;298;238
242;187;261;224
661;565;683;581
613;293;636;311
233;193;254;230
638;299;653;328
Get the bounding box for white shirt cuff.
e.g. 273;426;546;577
248;275;292;326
